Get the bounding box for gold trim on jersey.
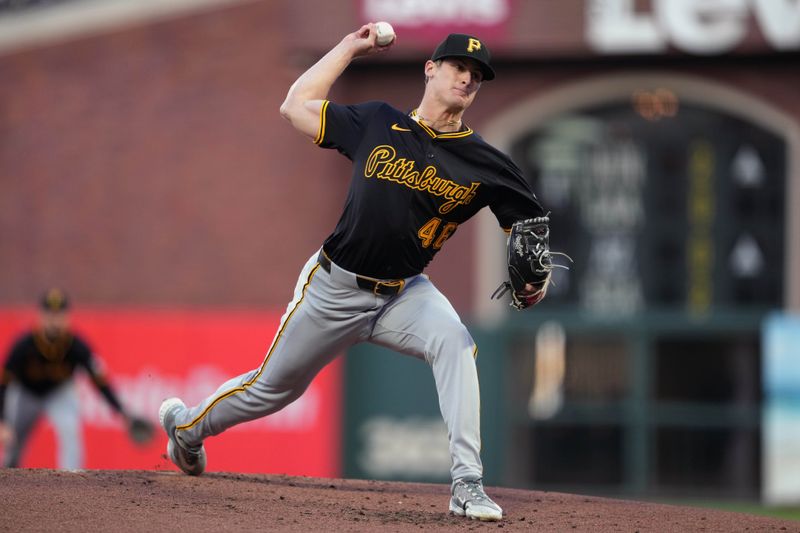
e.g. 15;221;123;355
314;100;330;145
176;264;321;432
409;109;474;139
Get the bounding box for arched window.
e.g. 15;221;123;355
513;99;785;315
479;75;798;318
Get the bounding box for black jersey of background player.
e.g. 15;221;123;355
4;331;100;396
316;101;544;279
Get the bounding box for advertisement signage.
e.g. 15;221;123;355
763;313;800;505
0;309;342;476
358;0;513;44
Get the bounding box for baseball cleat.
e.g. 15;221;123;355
449;478;503;521
158;397;206;476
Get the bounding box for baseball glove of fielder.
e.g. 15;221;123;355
127;416;155;445
492;215;569;310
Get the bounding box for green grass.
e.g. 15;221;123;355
677;500;800;521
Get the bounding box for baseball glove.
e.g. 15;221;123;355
127;416;155;445
491;215;568;310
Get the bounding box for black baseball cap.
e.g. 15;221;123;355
40;288;69;311
431;33;495;81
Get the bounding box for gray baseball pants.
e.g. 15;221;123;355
173;249;483;482
3;381;83;469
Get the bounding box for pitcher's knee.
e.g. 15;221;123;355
426;323;474;363
242;378;308;414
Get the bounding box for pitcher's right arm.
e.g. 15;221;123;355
279;23;394;139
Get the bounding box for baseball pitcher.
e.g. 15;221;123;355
159;25;556;521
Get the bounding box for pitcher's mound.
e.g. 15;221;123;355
0;469;796;532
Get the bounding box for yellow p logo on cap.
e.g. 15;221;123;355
467;38;481;53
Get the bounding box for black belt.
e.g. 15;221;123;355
317;251;405;296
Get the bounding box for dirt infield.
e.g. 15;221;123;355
1;469;797;532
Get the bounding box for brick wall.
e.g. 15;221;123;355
2;1;798;315
0;2;348;308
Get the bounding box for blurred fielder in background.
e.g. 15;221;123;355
0;288;153;469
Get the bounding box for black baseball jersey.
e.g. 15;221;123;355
3;331;104;397
316;101;544;279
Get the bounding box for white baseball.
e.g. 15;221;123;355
375;21;395;46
